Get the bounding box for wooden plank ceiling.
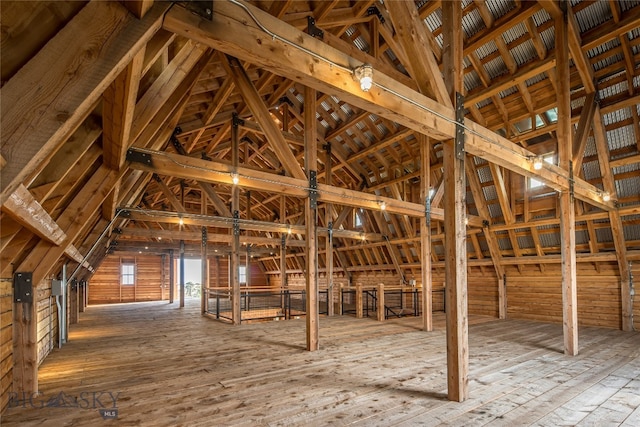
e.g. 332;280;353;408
1;0;640;283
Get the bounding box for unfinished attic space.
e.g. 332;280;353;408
2;0;640;424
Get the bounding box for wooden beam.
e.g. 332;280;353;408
592;105;632;330
126;148;486;226
581;5;640;51
442;0;468;403
2;184;67;245
465;55;556;105
557;10;578;356
572;92;597;176
223;56;306;180
384;1;452;107
103;49;145;170
1;1;168;205
304;86;319;351
567;7;595;93
161;1;611;210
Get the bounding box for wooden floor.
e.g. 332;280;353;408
2;299;640;426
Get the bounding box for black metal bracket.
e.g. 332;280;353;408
309;170;318;209
202;226;207;247
323;142;332;154
201;151;212;161
179;1;213;20
307;16;324;39
328;221;333;239
455;92;465;160
116;209;131;218
233;210;240;236
170;127;186;156
426;191;431;227
482;219;490;228
367;6;385;23
232;112;244;128
126;149;153;166
13;272;33;303
112;228;123;234
569;160;574;201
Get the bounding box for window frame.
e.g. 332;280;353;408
121;262;135;286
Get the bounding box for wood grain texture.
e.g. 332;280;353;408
2;300;639;425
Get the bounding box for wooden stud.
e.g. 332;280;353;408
169;249;174;303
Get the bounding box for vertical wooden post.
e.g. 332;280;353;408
179;240;185;308
443;0;469;402
498;277;506;319
356;283;363;319
557;6;579;355
280;195;287;290
201;227;208;315
420;135;433;331
231;113;241;325
377;283;385;321
13;296;38;396
168;249;174;304
305;86;319;351
325;143;335;316
161;253;166;301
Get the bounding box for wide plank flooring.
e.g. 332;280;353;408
2;299;640;426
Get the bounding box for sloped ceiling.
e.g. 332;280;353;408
1;0;640;284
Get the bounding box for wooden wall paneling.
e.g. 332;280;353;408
0;279;13;414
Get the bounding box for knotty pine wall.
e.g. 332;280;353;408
1;273;61;414
1;280;12;414
505;262;640;330
90;254;270;304
280;263;639;330
89;255;167;304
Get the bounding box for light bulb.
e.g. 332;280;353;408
532;156;543;170
354;64;373;92
179;217;184;226
231;173;239;185
379;201;386;210
287;226;292;235
602;192;611;202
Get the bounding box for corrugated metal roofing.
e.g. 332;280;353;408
483;185;498;202
583;136;597;158
497;236;512;251
615;173;640;200
488;202;504;220
573;1;612;33
606;125;636;151
464;70;482;92
581;160;602;182
510;40;538;67
424;9;441;33
539;230;560;248
539;27;555;52
485;0;517;19
477;164;492;183
575;229;589;246
517;234;534;250
476;39;498;60
624;224;640;242
462;8;484;39
485;56;509;80
532;8;552;26
596;227;613;244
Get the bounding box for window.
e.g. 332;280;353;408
355;209;364;228
530;154;555;189
239;266;247;284
121;263;135;285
